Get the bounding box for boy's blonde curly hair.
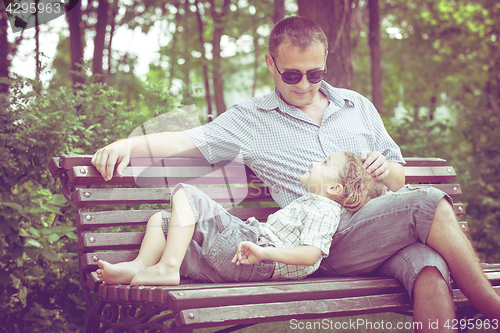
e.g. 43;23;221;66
337;152;386;211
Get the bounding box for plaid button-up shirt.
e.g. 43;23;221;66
185;81;405;208
252;192;342;280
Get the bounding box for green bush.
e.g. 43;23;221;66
0;76;181;331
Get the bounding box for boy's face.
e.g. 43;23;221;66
300;152;346;197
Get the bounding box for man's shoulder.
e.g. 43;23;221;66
229;90;277;111
321;82;373;108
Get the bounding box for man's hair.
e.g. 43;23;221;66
337;153;386;212
269;16;328;57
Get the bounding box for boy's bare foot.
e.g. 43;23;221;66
130;263;180;286
96;260;147;285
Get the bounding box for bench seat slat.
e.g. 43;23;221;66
97;276;393;302
175;293;412;329
174;286;500;329
166;279;406;313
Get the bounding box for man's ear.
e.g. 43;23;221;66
265;53;274;73
326;183;343;196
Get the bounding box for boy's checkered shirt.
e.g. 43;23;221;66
250;192;342;280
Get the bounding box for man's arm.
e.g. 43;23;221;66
92;132;204;181
361;151;405;192
231;242;322;266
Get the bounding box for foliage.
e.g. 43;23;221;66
375;0;500;262
0;75;179;331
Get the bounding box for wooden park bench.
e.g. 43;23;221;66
48;155;500;333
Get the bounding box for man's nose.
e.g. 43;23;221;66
296;74;310;89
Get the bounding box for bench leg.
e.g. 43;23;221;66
85;299;179;332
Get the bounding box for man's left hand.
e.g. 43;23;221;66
361;151;389;180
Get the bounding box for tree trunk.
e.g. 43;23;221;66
93;0;109;82
298;0;353;89
66;0;85;86
369;0;383;114
209;0;230;116
1;7;10;93
251;14;259;97
195;0;213;120
273;0;285;24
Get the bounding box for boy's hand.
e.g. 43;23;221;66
231;241;263;265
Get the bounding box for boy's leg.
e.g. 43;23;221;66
96;211;168;285
426;198;500;323
131;187;195;286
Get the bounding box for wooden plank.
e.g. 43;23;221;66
453;203;465;216
68;165;459;186
62;155;447;168
404;157;446;167
60;155;215;168
404;166;456;183
72;187;273;206
413;184;462;197
118;276;376;302
77;210;158;228
79;232;144;251
80;250;139;270
458;222;469;233
174;293;412;329
167;278;406;313
48;157;62;177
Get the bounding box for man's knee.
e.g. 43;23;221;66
414;266;450;296
434;198;456;223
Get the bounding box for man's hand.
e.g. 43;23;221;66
231;241;263;265
91;139;130;181
361;151;389;181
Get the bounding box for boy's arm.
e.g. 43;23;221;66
92;132;204;181
231;241;322;266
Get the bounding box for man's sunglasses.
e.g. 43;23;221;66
271;55;327;85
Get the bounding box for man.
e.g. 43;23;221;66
92;16;500;331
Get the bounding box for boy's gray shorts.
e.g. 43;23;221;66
320;185;453;302
161;183;275;283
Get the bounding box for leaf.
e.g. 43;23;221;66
40;204;63;215
19;286;28;307
50;226;76;233
19;228;30;237
41;248;60;261
47;194;67;206
66;232;78;240
48;233;61;243
25;239;42;248
29;227;40;238
0;202;23;213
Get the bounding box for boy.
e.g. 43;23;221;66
96;152;385;285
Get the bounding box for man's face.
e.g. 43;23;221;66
266;42;327;110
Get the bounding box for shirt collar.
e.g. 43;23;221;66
256;81;355;112
298;192;343;207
